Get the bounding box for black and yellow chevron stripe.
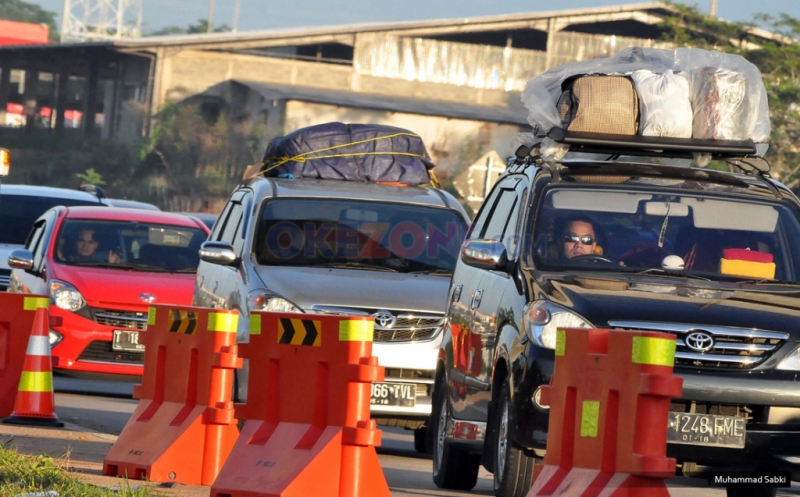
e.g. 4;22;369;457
168;310;197;334
278;318;321;346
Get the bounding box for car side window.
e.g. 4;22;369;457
28;218;50;270
481;189;517;242
468;177;520;240
220;202;244;249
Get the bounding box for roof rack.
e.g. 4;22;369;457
547;128;758;160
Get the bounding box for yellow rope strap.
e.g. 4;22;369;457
259;132;430;179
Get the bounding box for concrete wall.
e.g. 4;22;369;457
156;50;518;112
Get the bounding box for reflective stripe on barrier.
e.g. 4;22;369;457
528;327;682;497
210;311;390;497
103;305;242;486
0;294;52;419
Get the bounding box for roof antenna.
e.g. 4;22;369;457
80;184;106;203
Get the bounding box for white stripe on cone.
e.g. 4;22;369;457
26;335;51;357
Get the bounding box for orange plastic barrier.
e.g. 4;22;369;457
2;297;63;427
103;305;242;485
528;327;683;497
210;312;390;497
0;294;51;418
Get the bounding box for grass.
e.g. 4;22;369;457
0;445;155;497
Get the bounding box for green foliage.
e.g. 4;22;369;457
149;18;231;36
0;446;153;496
76;168;106;186
0;0;59;41
659;3;800;192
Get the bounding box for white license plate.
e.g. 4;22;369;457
112;330;145;352
667;412;746;448
370;382;416;407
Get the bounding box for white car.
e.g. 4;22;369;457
0;184;109;290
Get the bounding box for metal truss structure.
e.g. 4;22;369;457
61;0;143;42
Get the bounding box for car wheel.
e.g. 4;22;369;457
726;486;776;497
493;382;536;497
413;426;428;453
431;378;480;490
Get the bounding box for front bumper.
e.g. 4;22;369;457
370;338;439;421
50;307;144;377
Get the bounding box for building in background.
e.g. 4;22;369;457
0;2;780;183
0;20;49;47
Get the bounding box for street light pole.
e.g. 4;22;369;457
233;0;241;32
207;0;215;32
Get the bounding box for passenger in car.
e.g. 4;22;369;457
64;228;121;263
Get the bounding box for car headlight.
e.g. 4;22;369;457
777;345;800;371
49;330;63;347
50;280;86;312
248;290;303;314
522;301;592;349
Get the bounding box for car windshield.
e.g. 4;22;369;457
254;199;466;273
55;219;207;273
531;187;800;284
0;195;102;245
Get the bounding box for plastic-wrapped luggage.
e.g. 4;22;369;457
631;69;693;138
521;47;770;149
558;75;639;135
258;122;436;185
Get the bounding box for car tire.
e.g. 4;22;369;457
413;426;428;453
431;378;480;490
726;486;776;497
493;382;536;497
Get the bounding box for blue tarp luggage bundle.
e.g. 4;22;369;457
260;122;436;186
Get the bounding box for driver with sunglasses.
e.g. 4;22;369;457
561;216;598;260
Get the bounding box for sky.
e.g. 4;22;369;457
25;0;800;35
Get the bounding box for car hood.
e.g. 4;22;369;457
535;272;800;337
253;266;450;313
51;264;196;308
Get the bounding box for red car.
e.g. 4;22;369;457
8;206;210;378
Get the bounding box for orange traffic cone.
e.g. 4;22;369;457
3;306;63;427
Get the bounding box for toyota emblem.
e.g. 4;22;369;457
373;310;396;329
139;293;156;304
684;331;714;353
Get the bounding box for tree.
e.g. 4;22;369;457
149;18;231;36
0;0;59;41
660;3;800;190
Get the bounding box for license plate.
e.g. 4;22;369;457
667;412;746;448
112;330;145;352
370;382;416;407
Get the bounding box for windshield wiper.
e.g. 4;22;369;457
315;261;399;272
735;278;800;286
408;268;453;275
633;268;711;281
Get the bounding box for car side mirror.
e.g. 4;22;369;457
461;239;509;271
8;249;34;271
199;241;238;266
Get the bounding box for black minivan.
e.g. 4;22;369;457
431;134;800;497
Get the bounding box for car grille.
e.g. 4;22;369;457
0;268;10;290
311;305;443;343
609;321;788;369
92;309;148;331
384;368;434;397
670;401;766;424
77;340;144;365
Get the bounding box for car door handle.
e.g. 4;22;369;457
471;289;483;309
452;284;463;303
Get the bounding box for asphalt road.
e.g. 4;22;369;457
52;376;800;497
